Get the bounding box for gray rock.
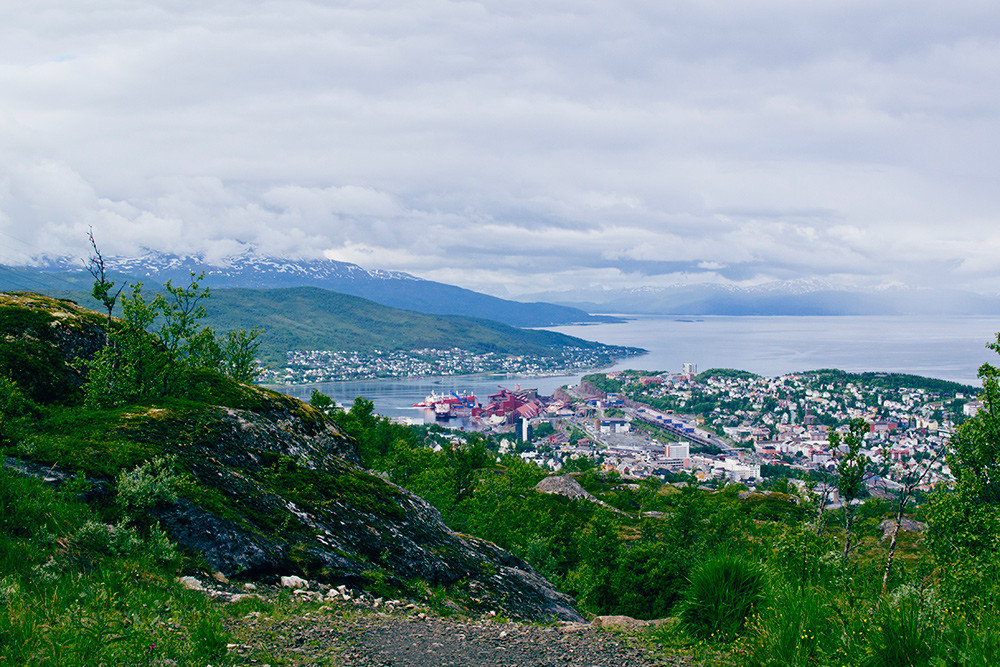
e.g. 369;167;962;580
535;475;598;502
535;475;626;516
144;404;584;622
592;615;648;629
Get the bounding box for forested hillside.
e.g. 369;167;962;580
199;287;639;367
19;281;641;368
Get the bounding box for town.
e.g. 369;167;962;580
258;345;640;383
422;365;979;498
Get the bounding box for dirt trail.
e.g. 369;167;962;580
229;606;693;667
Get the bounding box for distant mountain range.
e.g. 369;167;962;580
0;265;641;369
520;282;1000;316
8;253;999;320
1;253;618;328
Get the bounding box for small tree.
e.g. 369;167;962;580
308;389;337;415
925;333;1000;608
829;417;871;562
219;327;264;383
84;274;264;406
85;283;166;406
85;227;125;337
878;444;943;591
153;272;210;362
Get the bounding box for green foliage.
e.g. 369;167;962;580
87;227;125;332
770;525;838;587
532;420;555;440
678;552;768;643
695;368;762;382
260;451;405;520
7;404;159;478
925;333;1000;610
831;418;871;561
858;589;940;667
582;373;625;394
201;287;640;367
116;455;182;522
152;272;211;358
0;376;39;444
84;277;262;407
308;388;338;414
84;284;170;406
804;368;976;398
743;583;839;667
0;300;96;405
0;467;235;667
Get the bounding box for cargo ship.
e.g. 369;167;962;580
413;391;478;416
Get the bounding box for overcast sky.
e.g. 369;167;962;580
2;0;999;297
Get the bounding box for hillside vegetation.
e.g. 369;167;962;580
4;289;1000;666
0;293;578;666
32;284;641;368
200;287;638;366
0;258;621;327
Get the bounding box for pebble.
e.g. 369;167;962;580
230;606;673;667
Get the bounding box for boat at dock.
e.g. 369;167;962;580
414;391;477;410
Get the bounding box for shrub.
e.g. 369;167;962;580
116;455;181;522
678;552;769;643
48;520;179;574
0;376;39;444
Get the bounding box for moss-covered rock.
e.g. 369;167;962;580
0;293;106;403
0;292;582;623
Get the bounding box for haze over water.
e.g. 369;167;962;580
548;315;1000;387
277;315;1000;420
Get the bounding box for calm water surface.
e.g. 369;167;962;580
273;315;1000;420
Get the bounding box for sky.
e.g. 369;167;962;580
2;0;1000;298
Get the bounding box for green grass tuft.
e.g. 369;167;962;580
678;552;769;643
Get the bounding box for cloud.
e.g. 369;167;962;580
0;0;998;296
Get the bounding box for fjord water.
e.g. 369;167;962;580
276;315;1000;420
549;315;1000;387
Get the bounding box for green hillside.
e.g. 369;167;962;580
177;287;642;367
31;285;641;369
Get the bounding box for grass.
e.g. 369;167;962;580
677;552;769;643
0;467;237;667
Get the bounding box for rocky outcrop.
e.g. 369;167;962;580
878;518;927;540
536;475;624;515
0;292;583;623
536;475;600;502
0;293;107;402
113;396;582;621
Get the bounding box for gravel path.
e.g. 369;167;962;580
230;606;693;667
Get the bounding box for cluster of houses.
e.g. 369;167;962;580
262;346;631;383
463;364;978;493
585;369;970;490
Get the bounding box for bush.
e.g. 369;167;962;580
678;552;768;643
0;376;39;444
116;455;181;522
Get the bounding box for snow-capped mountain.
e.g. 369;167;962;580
96;252;418;288
21;252;615;328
